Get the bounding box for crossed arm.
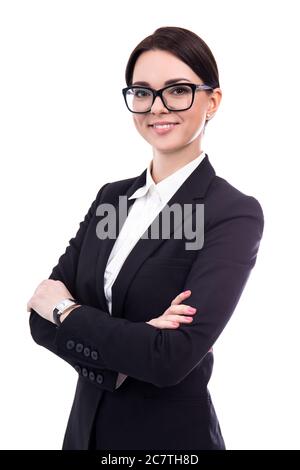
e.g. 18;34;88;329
29;183;264;389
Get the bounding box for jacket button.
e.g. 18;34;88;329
91;350;98;361
75;343;84;353
96;373;103;384
66;340;75;350
89;371;95;381
82;368;88;377
83;347;90;357
74;365;81;374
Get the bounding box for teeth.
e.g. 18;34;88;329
153;124;176;128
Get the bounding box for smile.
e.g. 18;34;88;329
151;123;178;128
148;123;180;135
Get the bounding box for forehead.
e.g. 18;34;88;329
132;49;199;87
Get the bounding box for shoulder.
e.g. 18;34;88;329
206;174;264;231
94;175;139;202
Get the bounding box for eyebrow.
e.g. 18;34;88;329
132;78;192;86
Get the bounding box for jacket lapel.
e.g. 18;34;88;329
95;168;147;311
95;154;216;317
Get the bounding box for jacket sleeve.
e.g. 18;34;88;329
28;183;122;392
52;195;265;388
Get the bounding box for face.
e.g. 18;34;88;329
130;49;221;155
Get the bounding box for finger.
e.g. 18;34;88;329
148;318;180;329
165;314;194;324
170;290;191;306
167;304;197;316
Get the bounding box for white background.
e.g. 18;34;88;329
0;0;299;450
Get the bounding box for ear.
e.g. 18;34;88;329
207;87;222;116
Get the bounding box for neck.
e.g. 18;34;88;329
150;138;203;184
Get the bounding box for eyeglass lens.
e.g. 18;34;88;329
125;85;193;112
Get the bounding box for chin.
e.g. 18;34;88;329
153;142;184;153
148;134;184;147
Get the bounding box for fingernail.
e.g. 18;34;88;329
187;307;197;313
183;290;191;294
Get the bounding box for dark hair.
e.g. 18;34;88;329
125;26;220;126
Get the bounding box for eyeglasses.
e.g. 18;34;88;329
122;82;214;114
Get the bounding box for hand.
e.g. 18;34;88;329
146;290;197;329
27;279;75;324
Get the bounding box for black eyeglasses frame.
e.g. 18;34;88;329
122;82;214;114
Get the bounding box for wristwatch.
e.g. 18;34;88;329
53;298;78;326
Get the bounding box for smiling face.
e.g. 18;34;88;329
131;49;222;157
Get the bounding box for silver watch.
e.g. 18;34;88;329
53;298;78;326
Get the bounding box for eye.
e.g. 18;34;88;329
174;87;185;95
133;88;151;98
170;86;190;95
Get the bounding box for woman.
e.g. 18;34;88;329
27;26;264;450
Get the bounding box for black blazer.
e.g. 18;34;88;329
29;154;264;450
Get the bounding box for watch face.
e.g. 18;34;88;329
58;299;71;310
54;298;75;317
53;299;76;326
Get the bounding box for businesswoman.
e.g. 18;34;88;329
27;26;264;450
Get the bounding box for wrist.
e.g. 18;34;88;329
52;298;79;326
60;304;82;323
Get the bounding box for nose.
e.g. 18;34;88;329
150;94;168;113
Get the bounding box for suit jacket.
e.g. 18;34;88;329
29;154;264;450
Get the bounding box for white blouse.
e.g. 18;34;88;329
103;150;206;388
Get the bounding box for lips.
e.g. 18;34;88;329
148;122;179;126
148;122;180;136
